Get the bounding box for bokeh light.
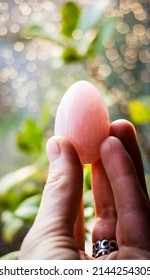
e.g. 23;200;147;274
0;0;62;115
0;0;149;258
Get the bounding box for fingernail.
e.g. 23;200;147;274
47;138;61;162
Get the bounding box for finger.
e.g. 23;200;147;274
44;136;83;231
45;137;83;234
91;159;117;243
100;136;150;249
20;136;84;259
110;119;148;199
74;197;85;251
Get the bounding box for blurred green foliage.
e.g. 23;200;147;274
17;119;44;156
61;2;80;37
0;0;149;258
0;251;19;260
129;100;150;124
0;165;43;242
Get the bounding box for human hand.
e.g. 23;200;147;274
19;120;150;260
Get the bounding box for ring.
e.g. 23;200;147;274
92;239;118;258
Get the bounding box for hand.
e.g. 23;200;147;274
19;120;150;259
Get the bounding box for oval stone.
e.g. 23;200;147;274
55;81;110;164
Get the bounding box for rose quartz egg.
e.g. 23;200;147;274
55;81;110;164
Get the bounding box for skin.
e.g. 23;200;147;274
19;120;150;260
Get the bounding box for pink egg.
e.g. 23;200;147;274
55;81;110;164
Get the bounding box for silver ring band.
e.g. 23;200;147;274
92;239;118;258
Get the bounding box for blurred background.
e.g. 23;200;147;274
0;0;150;259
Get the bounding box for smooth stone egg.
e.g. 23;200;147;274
54;81;110;164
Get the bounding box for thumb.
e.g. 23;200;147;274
43;136;83;230
20;136;83;259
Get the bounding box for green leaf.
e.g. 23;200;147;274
16;119;44;156
22;24;65;45
145;174;150;197
41;103;51;129
0;251;19;260
61;2;80;37
0;165;37;197
0;165;40;210
77;0;110;32
15;206;38;222
16;194;41;208
62;47;81;62
1;211;24;242
84;206;94;220
128;100;150;124
84;164;91;191
14;194;41;221
84;190;94;208
76;6;117;57
88;17;118;55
